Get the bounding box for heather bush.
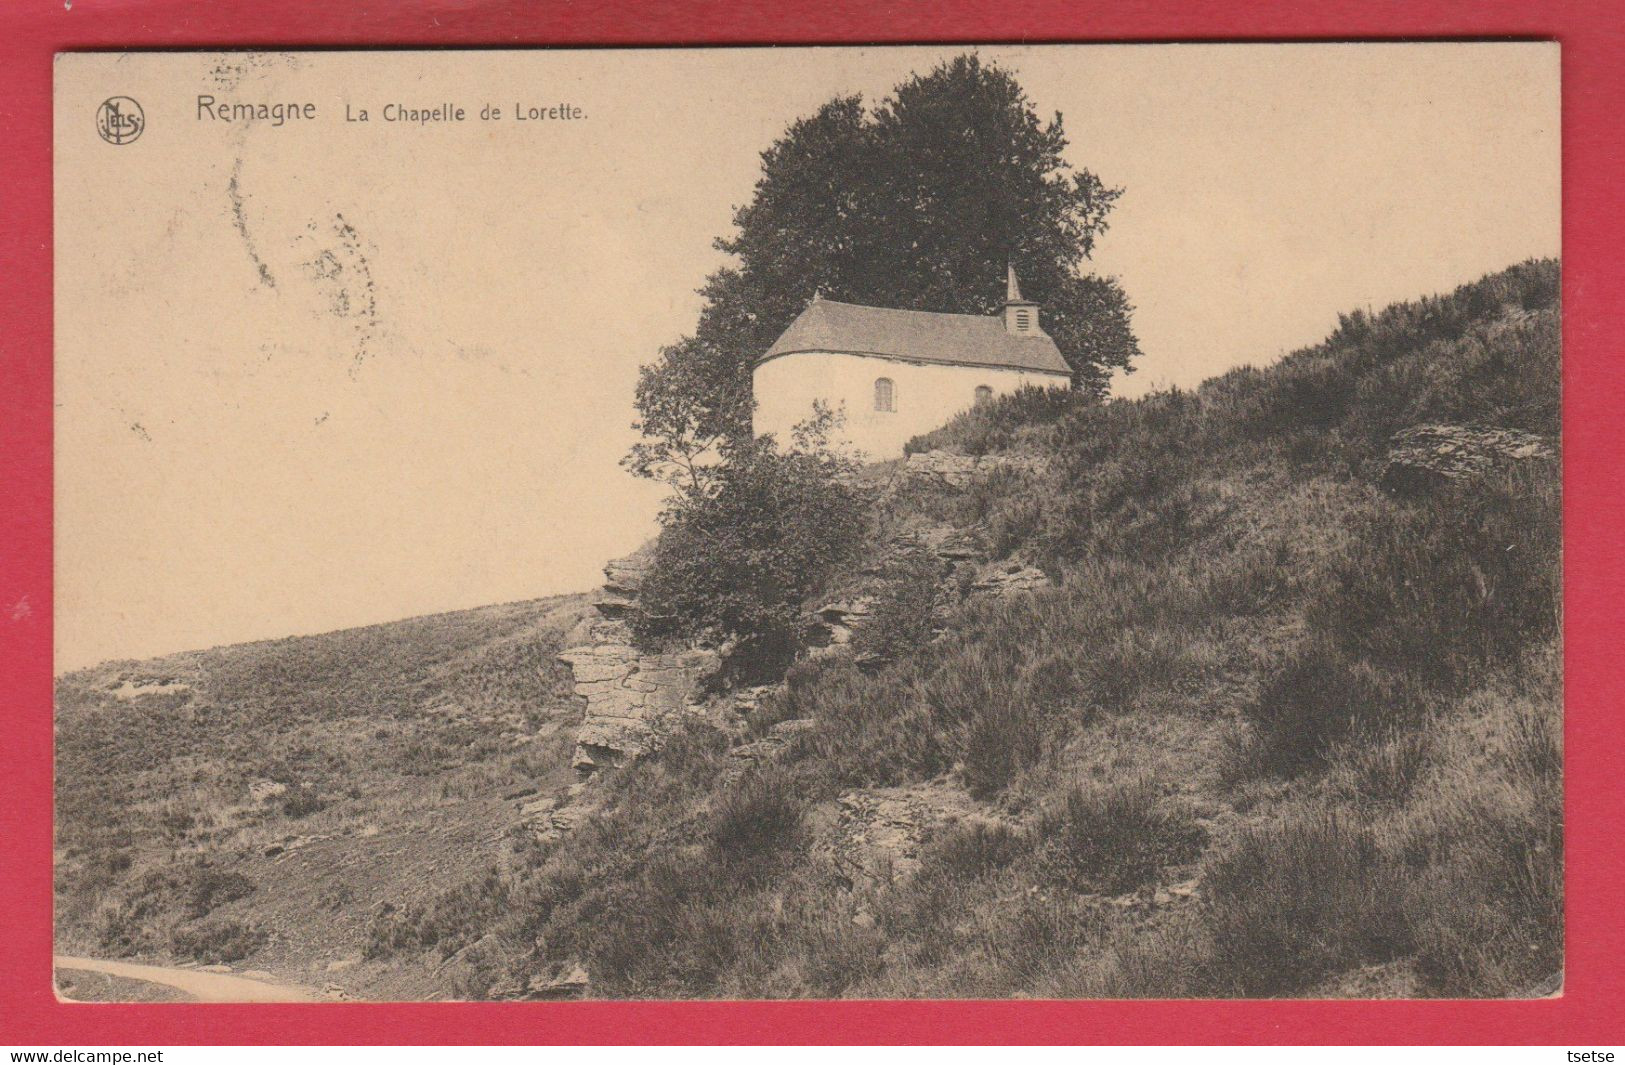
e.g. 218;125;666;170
280;783;328;818
920;820;1028;880
184;868;255;920
905;384;1082;455
1243;460;1559;778
925;651;1046;797
1201;812;1411;995
1243;639;1430;777
708;772;805;866
1313;466;1561;690
1399;659;1564;996
364;868;519;960
1404;785;1564;996
853;542;953;663
1331;727;1434;808
169;918;267;964
1038;779;1207;895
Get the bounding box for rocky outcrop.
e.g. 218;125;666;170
809;522;1053;660
912;523;985;563
514;782;595;842
722;718;818;784
600;550;653;599
1382;424;1554;495
559;625;720;775
489;961;590;1001
971;560;1050;597
557;547;723;778
901;449;1050;489
525;963;590;1000
806;780;996;887
555;457;1056;775
812;596;877;649
729;685;779;714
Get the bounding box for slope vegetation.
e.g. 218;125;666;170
56;259;1562;1001
408;259;1561;999
54;594;593;1000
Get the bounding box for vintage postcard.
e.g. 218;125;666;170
53;45;1560;1003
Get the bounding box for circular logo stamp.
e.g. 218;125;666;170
96;96;144;145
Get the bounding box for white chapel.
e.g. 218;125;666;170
752;267;1074;459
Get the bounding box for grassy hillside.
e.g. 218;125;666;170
56;259;1561;1002
53;593;593;1000
370;259;1559;999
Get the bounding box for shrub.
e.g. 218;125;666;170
92;868;187;956
797;912;889;997
94;898;163;957
573;851;761;997
1314;469;1560;693
1243;461;1559;779
1331;727;1433;807
924;653;1046;797
1401;666;1563;996
365;868;516;960
708;773;804;866
991;893;1110;990
169;918;268;963
797;657;953;786
1243;353;1355;439
1201;812;1410;995
635;428;869;678
1038;779;1207;895
1404;787;1564;996
920;819;1028;879
280;783;328;818
184;868;255;919
956;692;1046;798
854;542;952;663
1243;640;1429;777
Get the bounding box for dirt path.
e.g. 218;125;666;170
53;955;322;1003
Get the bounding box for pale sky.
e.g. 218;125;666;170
54;44;1560;670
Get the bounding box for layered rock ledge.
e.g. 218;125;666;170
1382;424;1554;495
900;449;1050;489
557;547;720;777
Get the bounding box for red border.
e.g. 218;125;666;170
3;0;1621;1046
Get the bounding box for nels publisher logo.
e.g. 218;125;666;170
96;96;144;145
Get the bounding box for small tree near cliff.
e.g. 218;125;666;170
624;336;753;492
634;409;869;678
627;54;1141;487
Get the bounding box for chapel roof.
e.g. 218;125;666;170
758;298;1073;376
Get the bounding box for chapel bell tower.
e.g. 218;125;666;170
1002;264;1041;336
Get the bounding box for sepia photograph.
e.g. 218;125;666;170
51;43;1561;1003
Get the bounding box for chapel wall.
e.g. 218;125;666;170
753;350;1069;459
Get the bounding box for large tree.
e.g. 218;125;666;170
626;54;1140;486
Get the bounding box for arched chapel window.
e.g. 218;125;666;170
874;377;895;413
974;385;994;405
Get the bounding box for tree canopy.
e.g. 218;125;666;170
627;53;1141;487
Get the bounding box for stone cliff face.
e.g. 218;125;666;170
900;449;1049;489
556;546;721;777
553;450;1063;779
